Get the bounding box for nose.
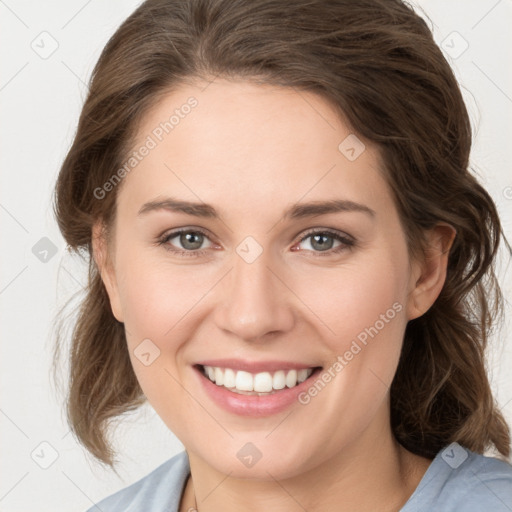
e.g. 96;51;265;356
213;248;295;342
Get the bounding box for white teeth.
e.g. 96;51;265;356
286;369;297;388
253;372;273;392
214;367;224;386
202;365;314;394
297;369;309;383
235;370;253;391
272;370;286;390
223;368;236;388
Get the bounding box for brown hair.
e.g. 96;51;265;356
53;0;511;468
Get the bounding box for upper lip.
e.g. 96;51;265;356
195;358;321;373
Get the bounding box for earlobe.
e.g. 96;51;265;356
406;223;457;321
91;221;124;323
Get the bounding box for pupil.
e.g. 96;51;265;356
312;234;333;251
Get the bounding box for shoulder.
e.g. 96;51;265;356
450;448;512;507
85;450;190;512
403;442;512;512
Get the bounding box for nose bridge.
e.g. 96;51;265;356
214;242;294;341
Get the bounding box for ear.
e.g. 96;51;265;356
91;220;124;323
406;223;457;321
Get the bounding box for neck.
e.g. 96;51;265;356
180;411;432;512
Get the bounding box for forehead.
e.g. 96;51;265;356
117;79;392;220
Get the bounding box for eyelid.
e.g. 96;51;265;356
295;227;354;245
158;226;213;242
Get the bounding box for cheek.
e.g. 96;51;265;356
290;249;409;433
291;245;410;426
115;250;216;340
113;252;209;416
296;248;409;350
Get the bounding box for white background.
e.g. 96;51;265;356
1;1;511;510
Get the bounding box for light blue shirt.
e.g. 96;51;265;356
86;442;512;511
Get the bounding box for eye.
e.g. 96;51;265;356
156;227;355;258
157;228;217;257
293;228;355;256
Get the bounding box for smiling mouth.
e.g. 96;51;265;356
195;364;323;396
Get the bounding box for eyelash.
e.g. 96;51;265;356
156;227;355;259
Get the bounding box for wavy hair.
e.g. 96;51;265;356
53;0;511;467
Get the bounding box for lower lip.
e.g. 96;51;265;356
193;365;322;417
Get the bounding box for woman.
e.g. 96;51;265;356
53;0;512;510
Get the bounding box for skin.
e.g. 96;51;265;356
93;78;455;512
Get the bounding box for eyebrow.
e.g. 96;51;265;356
137;197;376;219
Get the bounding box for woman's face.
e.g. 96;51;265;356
96;79;434;479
